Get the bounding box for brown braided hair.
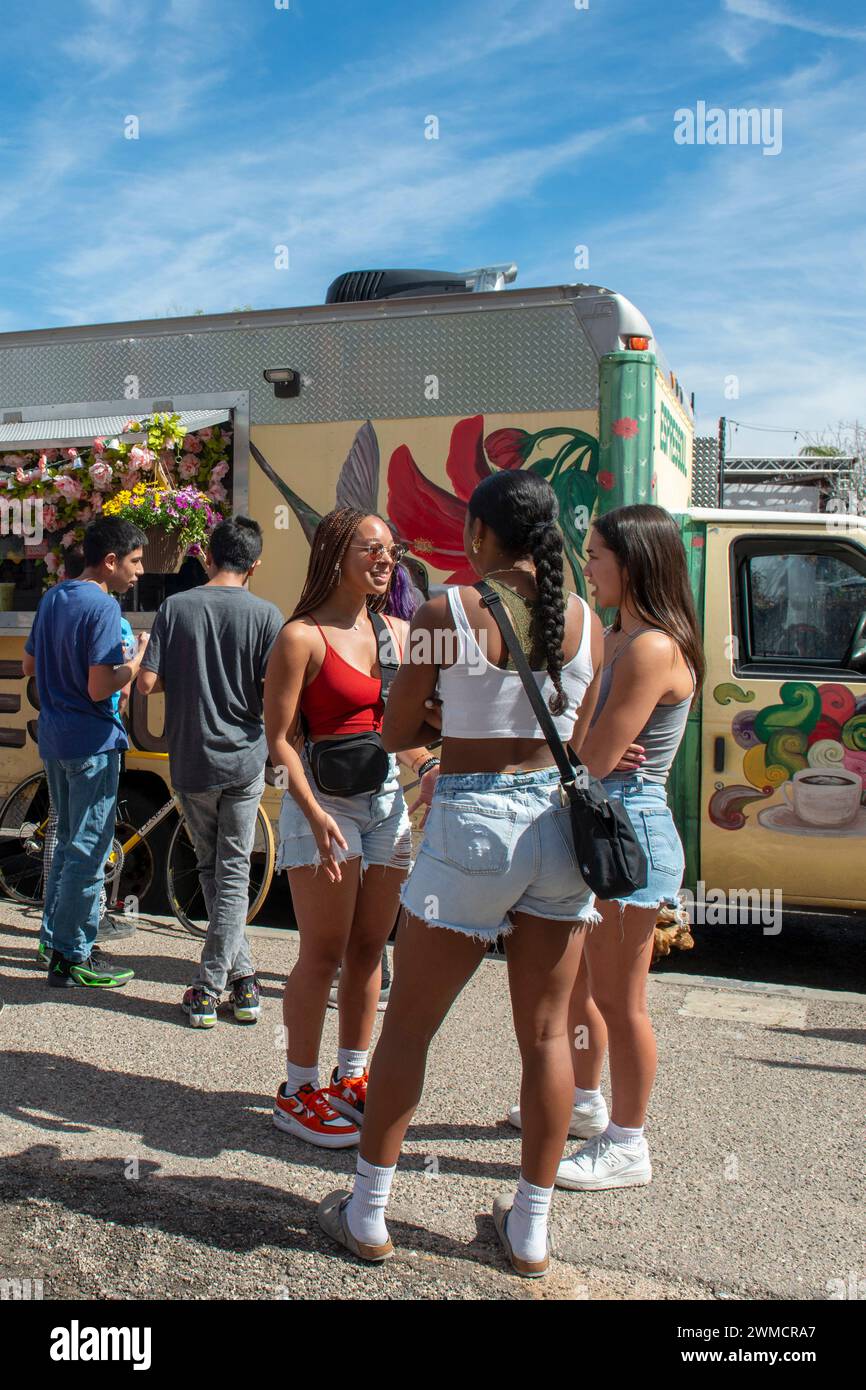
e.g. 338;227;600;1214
290;507;392;620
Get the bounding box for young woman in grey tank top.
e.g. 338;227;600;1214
518;504;705;1193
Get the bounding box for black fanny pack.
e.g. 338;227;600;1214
307;613;399;798
476;582;648;900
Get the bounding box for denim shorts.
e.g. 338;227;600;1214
600;774;685;909
401;767;598;944
277;750;412;875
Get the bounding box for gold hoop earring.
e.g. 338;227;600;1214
471;539;481;555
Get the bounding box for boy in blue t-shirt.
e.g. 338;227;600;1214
23;518;150;988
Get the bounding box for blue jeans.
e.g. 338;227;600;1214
402;767;598;943
600;774;685;908
42;753;121;963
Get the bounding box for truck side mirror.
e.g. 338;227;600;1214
843;611;866;675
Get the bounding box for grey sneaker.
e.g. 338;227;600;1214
95;913;136;943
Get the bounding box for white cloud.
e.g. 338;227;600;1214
724;0;866;42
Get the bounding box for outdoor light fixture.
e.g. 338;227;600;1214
263;368;301;399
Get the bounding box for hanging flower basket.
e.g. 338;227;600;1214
141;526;189;574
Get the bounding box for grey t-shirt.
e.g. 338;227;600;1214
142;586;284;792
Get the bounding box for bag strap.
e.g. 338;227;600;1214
370;611;399;704
476;581;586;789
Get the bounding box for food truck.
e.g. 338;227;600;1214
0;269;864;916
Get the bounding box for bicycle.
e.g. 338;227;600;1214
0;751;276;934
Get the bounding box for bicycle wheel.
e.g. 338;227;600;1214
165;806;276;934
0;772;51;905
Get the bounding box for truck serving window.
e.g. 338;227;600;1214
733;537;866;677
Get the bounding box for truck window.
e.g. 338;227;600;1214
735;539;866;673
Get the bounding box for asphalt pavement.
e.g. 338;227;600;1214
0;900;863;1302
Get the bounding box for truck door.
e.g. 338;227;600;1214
701;524;866;909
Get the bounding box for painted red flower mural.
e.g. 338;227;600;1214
387;415;487;582
611;417;639;439
597;470;615;491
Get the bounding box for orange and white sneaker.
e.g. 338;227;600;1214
324;1068;368;1126
272;1083;360;1149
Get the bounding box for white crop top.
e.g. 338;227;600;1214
438;587;595;739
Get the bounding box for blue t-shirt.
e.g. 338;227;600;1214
25;580;129;760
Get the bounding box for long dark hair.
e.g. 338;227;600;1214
593;504;705;695
291;507;391;621
467;471;567;714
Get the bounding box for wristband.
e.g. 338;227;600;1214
416;756;440;777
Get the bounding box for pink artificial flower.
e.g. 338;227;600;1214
41;503;59;532
182;434;203;453
56;564;66;582
92;437;106;455
197;427;213;440
611;417;639;439
38;454;49;472
64;448;79;461
61;530;77;549
90;494;103;513
88;460;114;490
178;453;199;480
44;552;59;574
129;445;154;470
119;470;139;490
210;461;229;481
53;476;83;501
207;480;228;502
15;468;26;483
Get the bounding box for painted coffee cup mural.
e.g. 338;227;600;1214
709;681;866;836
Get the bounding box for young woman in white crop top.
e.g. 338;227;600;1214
317;469;604;1278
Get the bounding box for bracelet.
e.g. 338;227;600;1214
416;756;440;777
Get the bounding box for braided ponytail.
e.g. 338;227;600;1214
467;471;568;715
528;522;567;715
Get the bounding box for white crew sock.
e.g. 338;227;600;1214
606;1120;644;1150
345;1156;395;1246
506;1174;553;1263
573;1086;602;1107
337;1047;368;1079
285;1060;319;1097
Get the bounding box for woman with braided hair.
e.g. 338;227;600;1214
318;470;604;1276
264;508;441;1148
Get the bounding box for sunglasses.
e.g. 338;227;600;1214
350;542;409;564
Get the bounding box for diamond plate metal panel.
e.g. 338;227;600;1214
693;435;720;507
0;303;599;424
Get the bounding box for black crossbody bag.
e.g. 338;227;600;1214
307;612;400;797
477;582;647;899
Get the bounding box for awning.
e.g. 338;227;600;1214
0;408;230;449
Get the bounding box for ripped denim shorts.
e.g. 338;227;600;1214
401;766;599;944
277;750;412;876
599;774;685;909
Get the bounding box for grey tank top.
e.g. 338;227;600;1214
590;626;693;786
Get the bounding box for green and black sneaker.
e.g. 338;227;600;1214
48;946;134;989
36;942;51;970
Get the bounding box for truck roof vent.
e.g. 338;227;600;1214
325;264;517;304
326;268;468;303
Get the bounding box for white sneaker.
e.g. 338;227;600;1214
506;1095;609;1140
555;1133;652;1191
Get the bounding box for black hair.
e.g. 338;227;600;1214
209;516;263;573
64;547;86;580
83;517;147;566
467;471;567;714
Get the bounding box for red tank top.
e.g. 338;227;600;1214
300;617;400;737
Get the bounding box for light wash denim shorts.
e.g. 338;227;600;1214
401;766;598;943
600;774;684;909
277;750;412;876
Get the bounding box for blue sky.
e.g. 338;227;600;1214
0;0;864;453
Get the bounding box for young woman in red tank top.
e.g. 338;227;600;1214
264;509;440;1149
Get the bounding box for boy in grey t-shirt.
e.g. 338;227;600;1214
138;517;283;1028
